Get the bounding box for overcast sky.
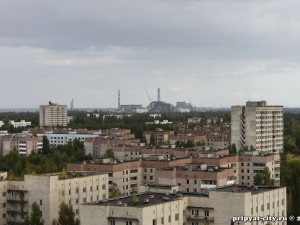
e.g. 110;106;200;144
1;0;300;108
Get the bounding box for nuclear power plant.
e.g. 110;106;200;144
116;88;192;113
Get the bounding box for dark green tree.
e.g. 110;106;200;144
109;182;122;198
52;202;80;225
101;149;114;159
42;136;50;154
25;202;44;225
254;167;274;186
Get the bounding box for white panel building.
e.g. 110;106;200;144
231;101;283;154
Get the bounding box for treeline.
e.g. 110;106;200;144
0;138;91;179
281;112;300;224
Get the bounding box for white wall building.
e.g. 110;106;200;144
80;185;287;225
37;131;100;146
231;101;284;154
5;172;108;225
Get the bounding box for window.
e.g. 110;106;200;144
204;210;209;217
187;179;189;184
175;213;179;220
152;219;157;225
39;200;43;206
126;221;132;225
194;180;197;184
102;184;106;190
161;217;164;224
83;187;86;192
168;215;171;222
2;203;5;208
83;197;87;203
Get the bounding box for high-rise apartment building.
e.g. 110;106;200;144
39;101;68;127
231;101;283;154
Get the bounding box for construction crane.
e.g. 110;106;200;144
144;87;152;102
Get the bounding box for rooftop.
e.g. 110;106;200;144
91;192;184;207
215;185;284;194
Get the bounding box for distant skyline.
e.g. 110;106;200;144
1;0;300;108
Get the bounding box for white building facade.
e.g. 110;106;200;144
231;101;284;154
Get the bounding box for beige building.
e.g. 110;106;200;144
231;101;283;154
39;101;68;127
2;172;108;225
0;134;43;156
80;185;287;225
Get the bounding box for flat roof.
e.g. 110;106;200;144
90;192;184;207
214;185;284;194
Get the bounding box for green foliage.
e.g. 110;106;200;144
52;202;80;225
253;167;274;186
25;202;44;225
109;182;122;198
0;139;91;179
228;143;237;154
101;149;114;159
175;140;196;148
281;154;300;223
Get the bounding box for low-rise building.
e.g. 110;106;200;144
4;172;108;225
0;134;42;156
80;185;287;225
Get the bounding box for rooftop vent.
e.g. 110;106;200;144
149;194;155;199
116;201;122;206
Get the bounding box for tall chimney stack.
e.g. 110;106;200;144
118;90;120;110
157;88;160;102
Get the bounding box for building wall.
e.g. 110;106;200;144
5;173;108;225
39;103;68;127
231;101;283;154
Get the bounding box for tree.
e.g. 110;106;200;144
228;143;237;154
149;134;156;146
25;202;44;225
52;202;80;225
254;167;274;186
109;182;122;198
101;149;114;159
42;136;50;154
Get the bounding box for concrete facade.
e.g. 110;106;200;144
80;185;287;225
231;101;283;154
2;172;108;225
0;134;43;156
39;102;68;127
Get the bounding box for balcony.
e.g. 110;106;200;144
187;215;214;222
7;197;28;203
7;217;25;225
7;206;28;215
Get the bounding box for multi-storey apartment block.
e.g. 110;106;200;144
0;134;43;156
231;101;283;154
36;130;99;146
39;101;68;127
1;172;108;225
80;185;287;225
